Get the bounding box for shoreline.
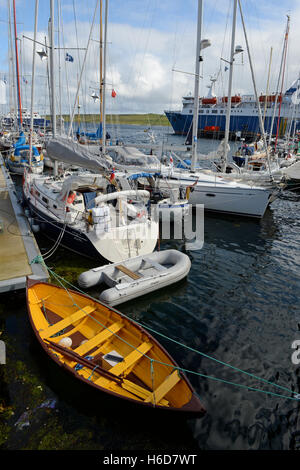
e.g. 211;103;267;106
45;113;171;127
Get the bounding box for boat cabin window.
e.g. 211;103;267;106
42;196;48;203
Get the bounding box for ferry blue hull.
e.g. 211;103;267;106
22;118;51;128
165;111;299;139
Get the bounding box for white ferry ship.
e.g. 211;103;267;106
165;77;300;140
2;108;50;128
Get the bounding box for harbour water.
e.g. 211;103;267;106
1;125;300;451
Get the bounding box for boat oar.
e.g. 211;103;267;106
44;339;124;385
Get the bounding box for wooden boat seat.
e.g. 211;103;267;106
40;305;96;339
121;379;169;406
108;341;152;377
74;321;124;356
115;264;141;280
144;370;181;404
143;257;167;272
93;375;169;406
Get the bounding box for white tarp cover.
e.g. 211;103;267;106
108;146;161;167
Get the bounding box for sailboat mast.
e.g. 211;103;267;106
102;0;108;155
67;0;99;138
49;0;59;177
238;0;272;176
12;0;23;129
7;0;16;117
274;15;290;151
263;47;273;127
49;0;56;139
100;0;103;134
268;15;290;147
222;0;238;172
29;0;39;168
191;0;203;172
57;0;63;134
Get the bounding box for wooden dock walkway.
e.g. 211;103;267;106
0;156;48;293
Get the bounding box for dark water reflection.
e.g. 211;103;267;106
1;127;300;450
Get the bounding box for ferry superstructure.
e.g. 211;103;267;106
165;78;300;140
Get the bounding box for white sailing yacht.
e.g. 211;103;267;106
189;4;292;185
23;170;158;262
23;0;159;262
147;0;279;218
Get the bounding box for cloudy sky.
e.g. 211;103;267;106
0;0;299;116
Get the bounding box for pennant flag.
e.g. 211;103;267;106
65;52;74;62
37;49;48;61
111;89;117;98
109;168;115;182
91;92;100;102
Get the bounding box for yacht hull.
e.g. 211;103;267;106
158;175;274;218
23;190;158;262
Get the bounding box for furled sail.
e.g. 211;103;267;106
46;137;111;172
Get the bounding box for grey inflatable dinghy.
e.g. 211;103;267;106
78;249;191;306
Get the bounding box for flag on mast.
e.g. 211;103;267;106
65;52;74;62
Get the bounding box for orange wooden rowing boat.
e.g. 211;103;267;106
26;279;205;417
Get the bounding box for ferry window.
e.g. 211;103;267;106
206;110;210;113
199;110;204;114
189;110;192;113
212;110;218;113
53;204;57;209
42;197;48;203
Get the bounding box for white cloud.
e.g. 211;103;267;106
7;2;300;117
